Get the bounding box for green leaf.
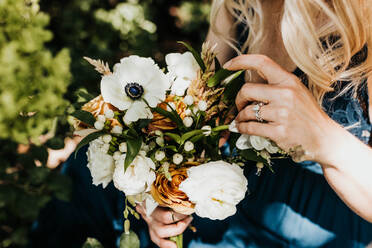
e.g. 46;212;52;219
223;70;244;85
240;149;267;163
180;130;203;144
164;145;178;152
164;133;181;144
190;134;204;143
74;131;105;158
124;135;143;170
71;110;96;126
207;69;236;87
153;107;183;128
119;231;140;248
178;41;206;72
223;73;245;102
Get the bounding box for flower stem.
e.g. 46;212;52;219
169;234;183;248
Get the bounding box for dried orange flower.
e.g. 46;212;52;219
151;164;198;215
74;95;121;131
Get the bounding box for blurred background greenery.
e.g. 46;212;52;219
0;0;210;247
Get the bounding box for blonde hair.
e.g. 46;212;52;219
210;0;372;103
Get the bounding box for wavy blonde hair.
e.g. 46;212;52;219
210;0;372;103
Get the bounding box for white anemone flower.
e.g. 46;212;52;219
166;52;200;96
101;56;170;124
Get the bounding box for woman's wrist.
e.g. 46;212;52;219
316;118;371;170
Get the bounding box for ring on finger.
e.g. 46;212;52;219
171;211;176;222
253;102;264;122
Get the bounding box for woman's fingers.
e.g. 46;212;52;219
151;207;189;224
149;229;177;248
152;216;193;238
235;104;277;123
223;54;295;85
235;121;277;140
235;83;272;111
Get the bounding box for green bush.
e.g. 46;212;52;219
0;0;72;246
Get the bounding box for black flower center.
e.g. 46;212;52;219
125;82;144;100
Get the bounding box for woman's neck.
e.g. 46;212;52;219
251;0;297;81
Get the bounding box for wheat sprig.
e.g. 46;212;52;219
83;57;112;76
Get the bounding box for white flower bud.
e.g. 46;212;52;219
111;125;123;134
142;144;150;153
102;134;112;144
149;141;156;150
183;117;193;127
104;109;115;119
201;125;212;136
94;121;105;130
184;141;194;152
173;153;184;165
119;142;127;153
156;136;165;146
256;162;264;169
155;150;166;161
138;150;147;157
198;100;208;111
97;115;106;123
185;109;192;116
167;102;176;112
184;95;194;105
113;151;121;161
192;106;199;115
155;130;163;137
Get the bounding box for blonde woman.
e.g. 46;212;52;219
137;0;372;247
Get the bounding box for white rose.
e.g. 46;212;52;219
250;135;270;151
166;52;200;96
86;139;115;188
179;161;248;220
113;154;156;195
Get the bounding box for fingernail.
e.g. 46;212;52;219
223;60;232;69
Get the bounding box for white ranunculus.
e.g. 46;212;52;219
236;134;253;150
166;52;200;96
86;139;115;188
101;55;170;124
249;135;270;151
230;120;280;153
179;161;248;220
113;154;156;196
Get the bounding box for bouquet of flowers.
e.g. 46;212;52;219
72;42;285;248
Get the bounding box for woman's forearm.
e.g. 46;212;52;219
320;120;372;222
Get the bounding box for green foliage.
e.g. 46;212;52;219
0;0;72;246
0;0;71;144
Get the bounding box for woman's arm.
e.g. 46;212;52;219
320;75;372;222
224;55;372;223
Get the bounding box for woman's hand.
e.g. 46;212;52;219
136;205;193;248
224;54;339;163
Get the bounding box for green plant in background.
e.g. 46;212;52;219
0;0;72;247
0;0;211;246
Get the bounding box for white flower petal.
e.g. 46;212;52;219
123;101;153;124
166;52;199;80
170;77;192;96
236;134;252;150
250;135;270;151
101;74;132;111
